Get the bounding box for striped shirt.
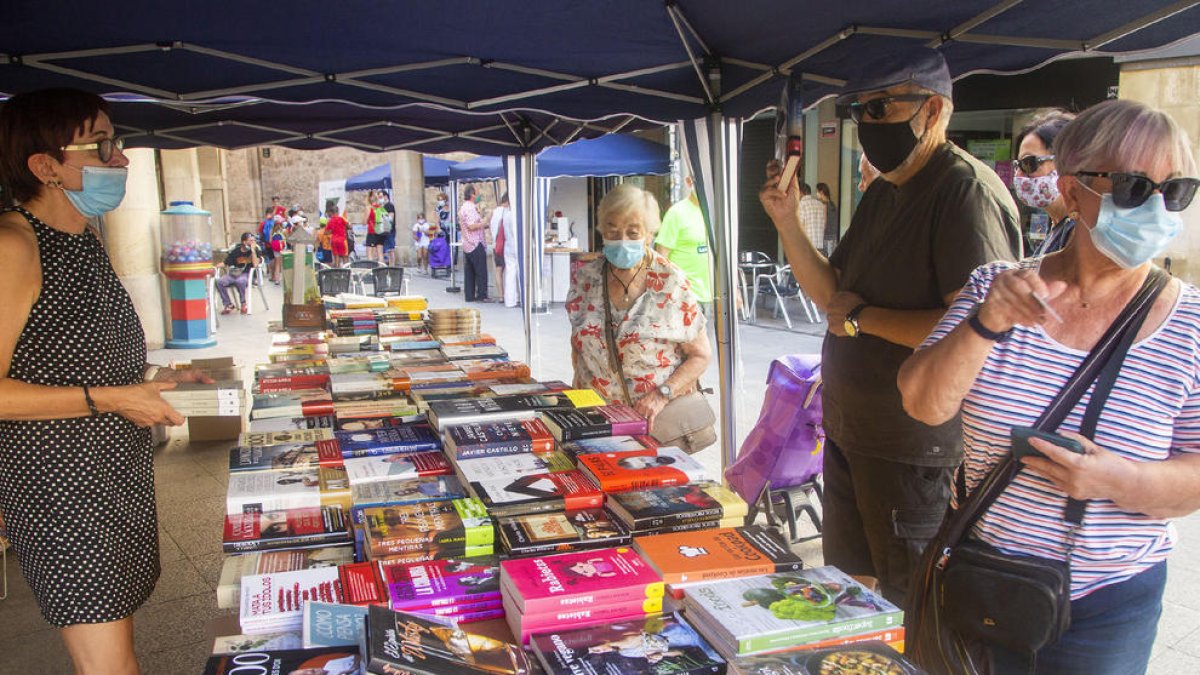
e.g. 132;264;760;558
798;194;826;245
922;260;1200;599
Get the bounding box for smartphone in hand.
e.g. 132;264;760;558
1011;426;1084;460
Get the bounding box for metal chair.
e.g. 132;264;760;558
317;267;353;297
347;259;384;294
773;265;820;325
370;266;408;297
743;252;786;325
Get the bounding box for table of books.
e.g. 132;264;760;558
198;293;925;675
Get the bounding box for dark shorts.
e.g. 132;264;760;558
495;252;505;267
365;232;386;247
383;231;396;251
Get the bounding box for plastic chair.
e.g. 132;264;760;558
773;265;820;325
348;259;384;294
317;267;353;297
370;266;408;297
742;252;788;326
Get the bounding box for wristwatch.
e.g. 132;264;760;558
657;383;673;400
966;304;1013;342
843;303;869;338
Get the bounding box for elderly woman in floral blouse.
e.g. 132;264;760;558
567;184;711;428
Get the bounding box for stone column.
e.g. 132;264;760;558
104;148;166;348
1120;64;1200;284
391;151;425;266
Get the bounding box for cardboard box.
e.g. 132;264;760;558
175;357;246;442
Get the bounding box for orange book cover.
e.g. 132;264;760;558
633;525;803;585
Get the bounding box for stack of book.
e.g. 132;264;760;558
496;508;630;558
160;380;246;417
634;525;803;598
380;557;504;621
426;307;481;337
360;497;494;563
681;567;905;660
728;642;923;675
499;547;666;645
606;482;749;536
576;445;710;493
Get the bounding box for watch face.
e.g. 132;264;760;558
843;318;858;337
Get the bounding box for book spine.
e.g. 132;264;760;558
559;424;614;441
629;506;727;529
454;440;532;459
505;536;632;559
737;610;905;654
516;580;665;615
222;535;350;555
632;517;742;536
340;443;439;459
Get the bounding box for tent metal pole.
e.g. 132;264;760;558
340;79;465;107
517;154;538;368
22;60;177;99
929;0;1025;47
952;34;1081;49
707;110;739;472
1089;0;1200;49
181;76;323;100
447;181;461;293
472;80;592;109
665;6;716;104
598;83;706;105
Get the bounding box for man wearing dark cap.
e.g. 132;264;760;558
760;46;1021;602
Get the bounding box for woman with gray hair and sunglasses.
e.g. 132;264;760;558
899;98;1200;673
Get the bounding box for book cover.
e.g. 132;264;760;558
302;600;368;648
453;450;574;485
239;428;334;447
222;506;351;554
499;547;664;615
631;517;746;538
228;443;320;473
497;509;631;558
349;475;467;523
211;632;304;654
470;469;603;518
633;526;803;586
362;498;494;557
529;612;725;675
366;604;531;674
251;388;334;419
247;414;337;433
561;435;659;459
503;592;665;646
339;561;389;605
427;393;579;431
217;545;354;609
333;424;442;458
442;344;509;360
541;404;648;441
608;484;748;529
239;567;343;634
382;558;502;611
203;647;362;675
333;397;419;420
342;450;452;485
682;568;903;655
225;468;351;515
444;418;556;459
334;416;406;432
255;372;332;392
577;447;709;493
727;640;919;675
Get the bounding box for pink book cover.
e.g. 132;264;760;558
499;547;664;615
501;593;664;644
380;558;502;611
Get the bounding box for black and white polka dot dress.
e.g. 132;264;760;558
0;207;159;627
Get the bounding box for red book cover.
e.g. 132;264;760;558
577;446;709;493
316;439;344;468
255;373;332;392
338;561;386;605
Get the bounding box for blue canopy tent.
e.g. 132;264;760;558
448;156;506;181
344;163;391;192
5;0;1199;465
537;134;669;178
422;156;455;187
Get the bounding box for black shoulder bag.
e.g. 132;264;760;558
906;268;1168;673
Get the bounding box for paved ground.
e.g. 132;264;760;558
2;270;1198;673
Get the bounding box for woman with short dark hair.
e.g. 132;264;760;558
0;88;209;674
1013;109;1077;256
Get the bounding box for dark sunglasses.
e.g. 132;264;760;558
61;137;125;163
1013;155;1054;176
1075;171;1200;212
847;94;930;124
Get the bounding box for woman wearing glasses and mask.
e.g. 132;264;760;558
899;99;1200;673
1012;110;1076;256
0;89;209;674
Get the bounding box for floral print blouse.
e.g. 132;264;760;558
567;253;705;404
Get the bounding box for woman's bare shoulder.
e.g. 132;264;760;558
0;211;39;259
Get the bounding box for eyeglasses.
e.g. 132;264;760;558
1013;155;1054;176
1075;171;1200;212
847;94;930;124
61;137;125;163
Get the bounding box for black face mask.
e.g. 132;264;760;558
857;107;927;174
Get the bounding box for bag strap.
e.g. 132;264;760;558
949;267;1168;541
601;261;635;405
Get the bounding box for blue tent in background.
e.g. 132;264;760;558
344;163;390;191
448;155;505;181
537;134;669;178
423;156;455;186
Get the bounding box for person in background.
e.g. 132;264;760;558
412;212;432;272
435;190;450;232
654;174;713;312
325;206;349;268
491;193;519;307
568;184;711;430
270;195;286;220
0;87;212;675
759;46;1021;603
816;182;839;253
797;182;827;254
459;184;489;302
259;206;276;271
899;98;1200;675
364;190;383;262
378;191;397;266
216;231;260;314
314;219;332;265
1013;109;1077;256
268;216;287;283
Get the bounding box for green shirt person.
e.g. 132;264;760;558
654;179;713;303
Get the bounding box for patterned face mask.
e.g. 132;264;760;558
1013;170;1060;210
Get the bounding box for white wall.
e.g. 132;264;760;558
546;177;591;251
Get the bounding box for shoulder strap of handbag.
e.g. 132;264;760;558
949;267;1169;541
601;260;636;405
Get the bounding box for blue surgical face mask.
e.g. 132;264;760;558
602;238;646;269
1083;189;1182;269
62;165;128;217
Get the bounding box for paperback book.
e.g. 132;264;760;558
727;640;919;675
503;592;666;646
443;418;556;459
577;446;709;492
228;443;320;473
250;388;335;419
529;612;726;675
497;508;631;558
365;604;531;674
681;567;903;656
381;557;502;612
561;434;659;459
452;450;574;485
361;498;494;558
469;469;604;518
302;600;368;648
631;517;747;538
607;483;748;531
210;632;304;654
499;547;664;615
239;566;343;634
222;505;351;554
541;404;648;441
332;424;442;458
633;525;803;587
225;467;351;515
349;475;467;523
239;428;334;447
426;392;583;430
342;450;452;485
217;545;354;608
202;647;362;675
